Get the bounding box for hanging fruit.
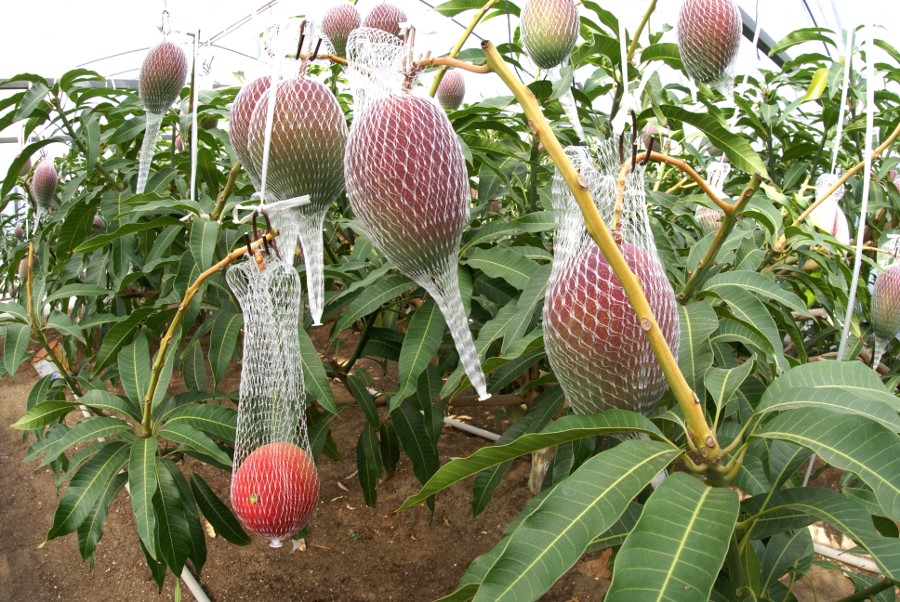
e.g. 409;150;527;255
520;0;580;70
32;159;58;207
345;92;490;399
321;3;361;57
138;40;189;115
436;69;465;111
677;0;743;86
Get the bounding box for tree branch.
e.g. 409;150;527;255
141;230;279;436
480;40;721;462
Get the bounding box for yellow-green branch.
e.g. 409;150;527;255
429;0;501;97
211;161;241;221
626;0;658;64
481;40;721;461
141;230;279;436
679;175;762;302
774;121;900;252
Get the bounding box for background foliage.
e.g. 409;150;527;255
1;2;899;600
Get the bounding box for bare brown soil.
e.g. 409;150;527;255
0;360;613;602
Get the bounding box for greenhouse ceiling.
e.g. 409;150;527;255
0;0;886;173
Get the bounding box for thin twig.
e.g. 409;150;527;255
774;121;900;252
678;174;762;302
53;97;124;191
428;0;501;97
626;0;658;64
141;230;279;436
210;161;241;221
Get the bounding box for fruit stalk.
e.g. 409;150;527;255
428;0;501;97
141;230;279;436
481;40;721;461
678;174;761;302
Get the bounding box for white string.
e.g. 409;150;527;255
231;195;310;225
831;29;854;173
189;29;200;203
837;24;875;362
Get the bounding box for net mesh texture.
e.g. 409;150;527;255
520;0;580;71
677;0;743;89
227;255;319;548
344;29;489;400
228;22;345;325
543;143;680;416
809;172;850;245
694;159;729;234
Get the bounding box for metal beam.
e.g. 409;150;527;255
739;7;788;68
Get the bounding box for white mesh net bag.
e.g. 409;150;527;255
136;37;189;194
244;76;348;326
871;235;900;367
228;22;345;326
677;0;743;89
808;172;850;245
227;254;319;548
694;159;730;234
543;142;680;416
344;30;489;400
345;27;408;117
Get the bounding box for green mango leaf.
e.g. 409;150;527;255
357;423;384;508
160;422;233;468
503;264;550;354
472;440;678;602
463;247;540;290
391;400;439;495
189;473;251;546
677;300;718;394
393;300;446;407
129;437;159;557
704;357;755;417
78;389;142;423
190;219;219;271
182;340;207;393
770;28;836;56
153;457;191;575
73;217;182;254
208;310;241;387
760;530;813;594
754;408;900;520
703;270;810;317
77;472;128;565
742;488;900;579
161;403;237;443
92;307;156;377
654;105;768;178
298;325;338;414
0;302;29;324
347;373;379;428
3;322;31;376
333;274;415;333
758;360;900;429
48;440;131;539
606;473;739;601
399;411;666;511
118;332;151;407
472;387;564;516
38;416;132;466
46;284;110;303
11;400;77;430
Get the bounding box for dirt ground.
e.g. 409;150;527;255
0;340;871;602
0;357;618;602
